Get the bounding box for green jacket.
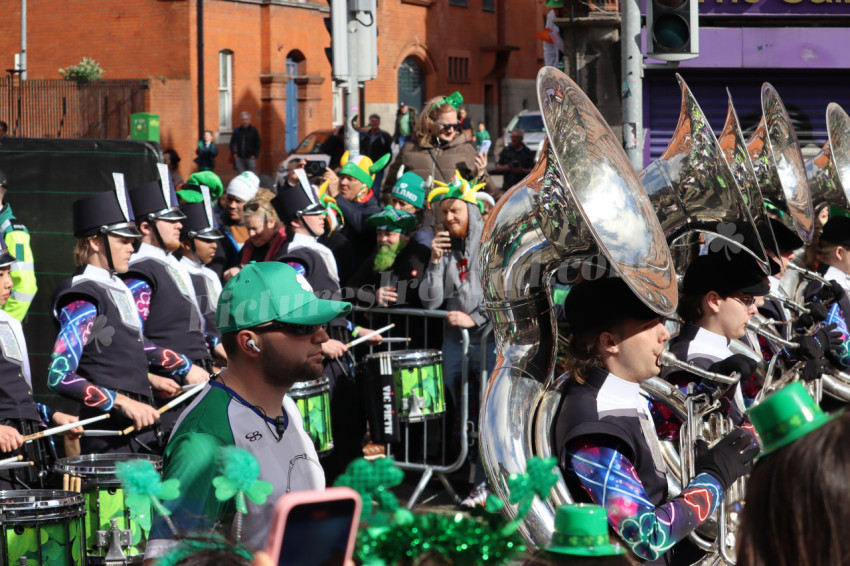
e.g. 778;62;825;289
0;204;37;321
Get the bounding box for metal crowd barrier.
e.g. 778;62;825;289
350;306;491;507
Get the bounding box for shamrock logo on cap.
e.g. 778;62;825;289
295;272;313;293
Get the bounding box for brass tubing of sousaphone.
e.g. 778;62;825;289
478;66;677;547
640;74;771;275
747;83;815;244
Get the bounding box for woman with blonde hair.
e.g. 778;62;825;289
237;188;287;266
382;92;495;199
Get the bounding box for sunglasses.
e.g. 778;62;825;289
729;294;757;308
254;321;321;336
433;119;462;131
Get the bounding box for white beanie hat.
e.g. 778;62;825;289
226;171;260;202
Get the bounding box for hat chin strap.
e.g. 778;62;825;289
297;211;320;239
99;230;118;276
147;214;171;254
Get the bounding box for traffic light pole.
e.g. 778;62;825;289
621;0;643;170
344;16;361;156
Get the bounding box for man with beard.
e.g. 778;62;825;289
420;173;496;504
144;262;342;561
347;206;430;309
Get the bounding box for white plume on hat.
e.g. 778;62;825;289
226;171;260;202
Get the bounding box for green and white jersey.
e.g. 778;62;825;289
145;380;325;558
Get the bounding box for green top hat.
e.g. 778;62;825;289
365;206;418;234
748;381;836;455
217;262;351;334
179;171;224;202
546;504;626;557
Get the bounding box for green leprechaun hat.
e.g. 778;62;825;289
339;151;391;189
365;206;418;234
747;381;837;455
546;504;626;557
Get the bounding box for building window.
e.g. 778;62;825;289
448;55;469;83
449;0;468;6
218;50;233;135
482;0;494;11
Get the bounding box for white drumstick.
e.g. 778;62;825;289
380;337;410;343
345;323;395;348
0;461;33;470
23;414;110;443
0;455;23;466
80;430;123;437
121;382;206;435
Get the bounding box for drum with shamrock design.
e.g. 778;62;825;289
55;454;161;564
362;350;445;422
0;490;86;565
288;377;334;457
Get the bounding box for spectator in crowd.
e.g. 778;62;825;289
388;169;434;248
360;114;393;191
318;126;346;171
475;122;491;151
230;111;261;174
220;172;260;281
737;383;850;566
382;92;494;201
322;152;388;276
458;106;473;142
0;169;37;321
346;206;430;309
163;148;184;187
420;173;496;503
393;102;417;148
275;158;307;194
0;121;7;138
145;262;339;560
238;189;287;266
494;129;536;192
194;130;218;172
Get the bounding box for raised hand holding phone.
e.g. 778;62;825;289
430;230;452;263
265;487;361;566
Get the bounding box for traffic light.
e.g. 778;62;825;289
324;0;349;80
646;0;699;61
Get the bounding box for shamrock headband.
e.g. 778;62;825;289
427;170;487;213
431;91;464;114
339;151;391;189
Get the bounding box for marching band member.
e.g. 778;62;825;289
554;277;758;565
50;184;177;453
0;237;80;488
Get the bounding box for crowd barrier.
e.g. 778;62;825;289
350;306;492;507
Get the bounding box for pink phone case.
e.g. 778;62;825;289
265;486;362;565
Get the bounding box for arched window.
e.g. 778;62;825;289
398;57;425;112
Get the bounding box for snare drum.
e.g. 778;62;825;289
55;454;162;564
0;490;86;565
363;350;445;422
288;377;333;457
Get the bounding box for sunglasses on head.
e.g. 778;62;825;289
433;119;462;131
253;321;321;336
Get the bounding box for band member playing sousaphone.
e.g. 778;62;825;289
554;276;759;565
50;181;182;454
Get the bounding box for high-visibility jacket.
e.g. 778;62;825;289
0;204;37;321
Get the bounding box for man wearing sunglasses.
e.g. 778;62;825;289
145;262;349;561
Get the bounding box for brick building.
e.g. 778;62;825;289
0;0;545;182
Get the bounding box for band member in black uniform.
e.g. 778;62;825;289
177;186;226;366
554;277;758;565
50;181;178;454
0;238;80;488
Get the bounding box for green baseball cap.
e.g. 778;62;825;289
546;504;626;557
217;262;352;333
391;171;427;209
365;206;418;234
747;381;836;455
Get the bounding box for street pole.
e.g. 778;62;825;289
344;14;360;155
20;0;27;80
621;0;642;170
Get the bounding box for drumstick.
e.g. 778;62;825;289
73;475;81;492
378;337;410;344
120;382;206;436
22;414;110;443
63;473;70;491
344;323;395;348
80;429;123;437
0;461;34;470
0;455;23;466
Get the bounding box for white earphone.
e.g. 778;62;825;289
246;339;261;353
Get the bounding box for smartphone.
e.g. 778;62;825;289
478;139;491;155
266;487;362;566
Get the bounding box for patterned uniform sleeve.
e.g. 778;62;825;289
567;437;723;562
825;301;850;367
47;300;118;411
124;278;193;378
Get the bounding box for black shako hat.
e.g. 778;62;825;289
129;165;186;223
563;277;660;333
820;216;850;248
272;181;324;223
73;178;142;240
760;217;804;254
683;250;770;297
179;202;223;241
